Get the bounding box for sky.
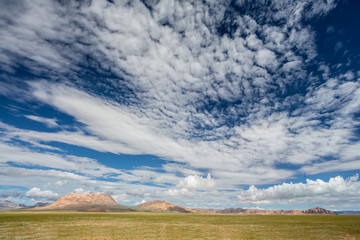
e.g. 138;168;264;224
0;0;360;210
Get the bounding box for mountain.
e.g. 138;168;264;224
0;200;26;209
303;207;335;215
44;193;118;209
33;193;131;212
137;200;193;213
215;207;335;215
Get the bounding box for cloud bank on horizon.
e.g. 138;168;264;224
0;0;360;209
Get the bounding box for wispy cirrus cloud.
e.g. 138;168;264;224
24;115;59;128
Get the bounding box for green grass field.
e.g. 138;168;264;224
1;212;360;239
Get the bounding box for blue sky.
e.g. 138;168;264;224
0;0;360;210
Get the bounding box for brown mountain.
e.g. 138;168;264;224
303;207;335;215
34;193;130;212
137;200;193;213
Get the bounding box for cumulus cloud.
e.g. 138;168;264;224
255;49;278;69
237;175;360;205
177;174;215;189
25;187;59;200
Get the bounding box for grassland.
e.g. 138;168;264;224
1;212;360;239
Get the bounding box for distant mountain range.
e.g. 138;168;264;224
213;207;335;215
1;193;358;215
0;200;26;209
0;200;48;209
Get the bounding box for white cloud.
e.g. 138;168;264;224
55;180;68;188
24;115;59;128
255;49;278;69
115;168;182;186
30;81;188;157
0;166;89;182
237;175;360;205
2;76;360;186
213;168;294;186
73;188;90;194
246;34;262;50
154;188;196;198
25;187;59;200
177;174;215;189
0;140;122;178
111;194;128;203
0;141;79;170
126;189;145;197
301;159;360;175
135;199;147;205
162;163;202;176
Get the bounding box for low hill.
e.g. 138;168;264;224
137;200;193;213
32;193;132;212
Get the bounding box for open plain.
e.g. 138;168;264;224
1;212;360;240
